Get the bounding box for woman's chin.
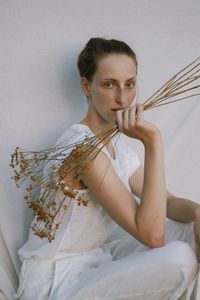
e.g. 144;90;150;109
109;114;117;123
97;113;116;126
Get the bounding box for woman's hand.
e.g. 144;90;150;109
116;104;161;146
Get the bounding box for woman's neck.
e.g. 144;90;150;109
79;115;108;133
79;116;116;160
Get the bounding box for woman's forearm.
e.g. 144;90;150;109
167;195;200;223
116;105;167;247
136;137;167;246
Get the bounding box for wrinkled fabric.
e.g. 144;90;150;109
14;124;199;299
14;220;198;300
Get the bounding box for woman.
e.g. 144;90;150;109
15;37;199;300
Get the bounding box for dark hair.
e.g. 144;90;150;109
77;37;137;82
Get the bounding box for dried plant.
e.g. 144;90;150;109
10;57;200;242
10;123;118;241
143;56;200;110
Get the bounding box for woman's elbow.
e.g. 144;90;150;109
147;234;166;248
136;229;166;248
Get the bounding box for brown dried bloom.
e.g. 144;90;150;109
10;122;118;242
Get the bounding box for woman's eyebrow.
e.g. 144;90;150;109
127;77;136;81
102;77;136;81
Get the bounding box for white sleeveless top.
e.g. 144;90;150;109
18;124;141;261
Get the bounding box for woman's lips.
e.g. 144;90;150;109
111;108;124;111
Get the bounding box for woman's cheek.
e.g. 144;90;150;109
101;92;113;103
129;90;136;103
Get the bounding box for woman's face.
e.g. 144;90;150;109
82;54;137;125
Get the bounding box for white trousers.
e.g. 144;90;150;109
15;220;199;300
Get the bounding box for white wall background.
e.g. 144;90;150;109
0;0;200;299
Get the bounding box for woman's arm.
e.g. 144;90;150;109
81;147;165;248
134;136;166;246
166;192;200;222
81;105;167;248
116;105;167;246
62;105;167;248
129;162;200;260
167;194;200;261
129;166;200;223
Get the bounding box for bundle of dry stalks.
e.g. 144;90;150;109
143;56;200;110
10;57;200;242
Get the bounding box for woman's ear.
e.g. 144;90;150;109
80;77;90;98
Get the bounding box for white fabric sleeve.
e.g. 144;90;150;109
117;135;141;180
126;145;141;177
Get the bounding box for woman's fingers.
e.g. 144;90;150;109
116;104;160;142
136;104;144;121
116;104;142;131
116;109;123;131
129;106;137;126
123;108;129;129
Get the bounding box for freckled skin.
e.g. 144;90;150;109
80;54;137;131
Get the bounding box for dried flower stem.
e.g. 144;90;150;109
143;56;200;110
10;122;118;241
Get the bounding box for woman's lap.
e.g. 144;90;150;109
49;221;198;299
50;241;197;300
17;220;198;300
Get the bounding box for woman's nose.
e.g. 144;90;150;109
115;88;126;105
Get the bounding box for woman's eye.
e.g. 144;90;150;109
104;82;114;88
126;82;136;88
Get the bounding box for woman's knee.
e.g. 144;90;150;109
164;241;198;280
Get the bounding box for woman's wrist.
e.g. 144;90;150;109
142;131;162;149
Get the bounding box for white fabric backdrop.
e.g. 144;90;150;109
0;0;200;299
